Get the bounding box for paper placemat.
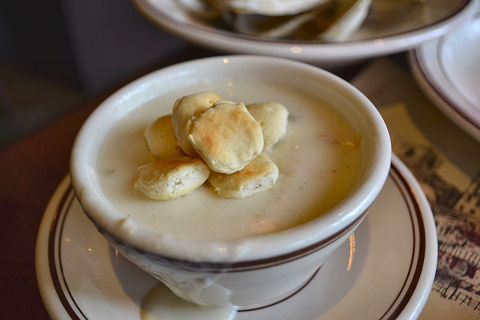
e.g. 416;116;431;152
352;58;480;319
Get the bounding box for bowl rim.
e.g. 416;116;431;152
70;55;391;263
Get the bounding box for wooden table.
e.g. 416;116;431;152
1;92;102;319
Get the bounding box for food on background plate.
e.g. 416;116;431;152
222;0;371;40
208;0;331;16
177;0;427;41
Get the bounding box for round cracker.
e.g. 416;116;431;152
172;92;222;155
134;156;210;200
188;101;264;174
246;101;288;149
208;153;279;198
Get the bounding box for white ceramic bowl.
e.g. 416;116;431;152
70;55;391;307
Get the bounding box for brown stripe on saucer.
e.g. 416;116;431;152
48;187;87;320
381;166;427;320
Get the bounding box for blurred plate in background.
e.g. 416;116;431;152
133;0;476;67
410;11;480;142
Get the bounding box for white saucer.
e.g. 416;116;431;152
36;155;437;320
133;0;476;67
409;11;480;142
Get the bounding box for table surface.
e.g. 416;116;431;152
1;44;477;319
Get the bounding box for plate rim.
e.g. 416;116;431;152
132;0;476;62
35;155;437;320
408;18;480;142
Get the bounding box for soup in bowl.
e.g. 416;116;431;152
70;55;391;307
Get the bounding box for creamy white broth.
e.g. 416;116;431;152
97;81;361;241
